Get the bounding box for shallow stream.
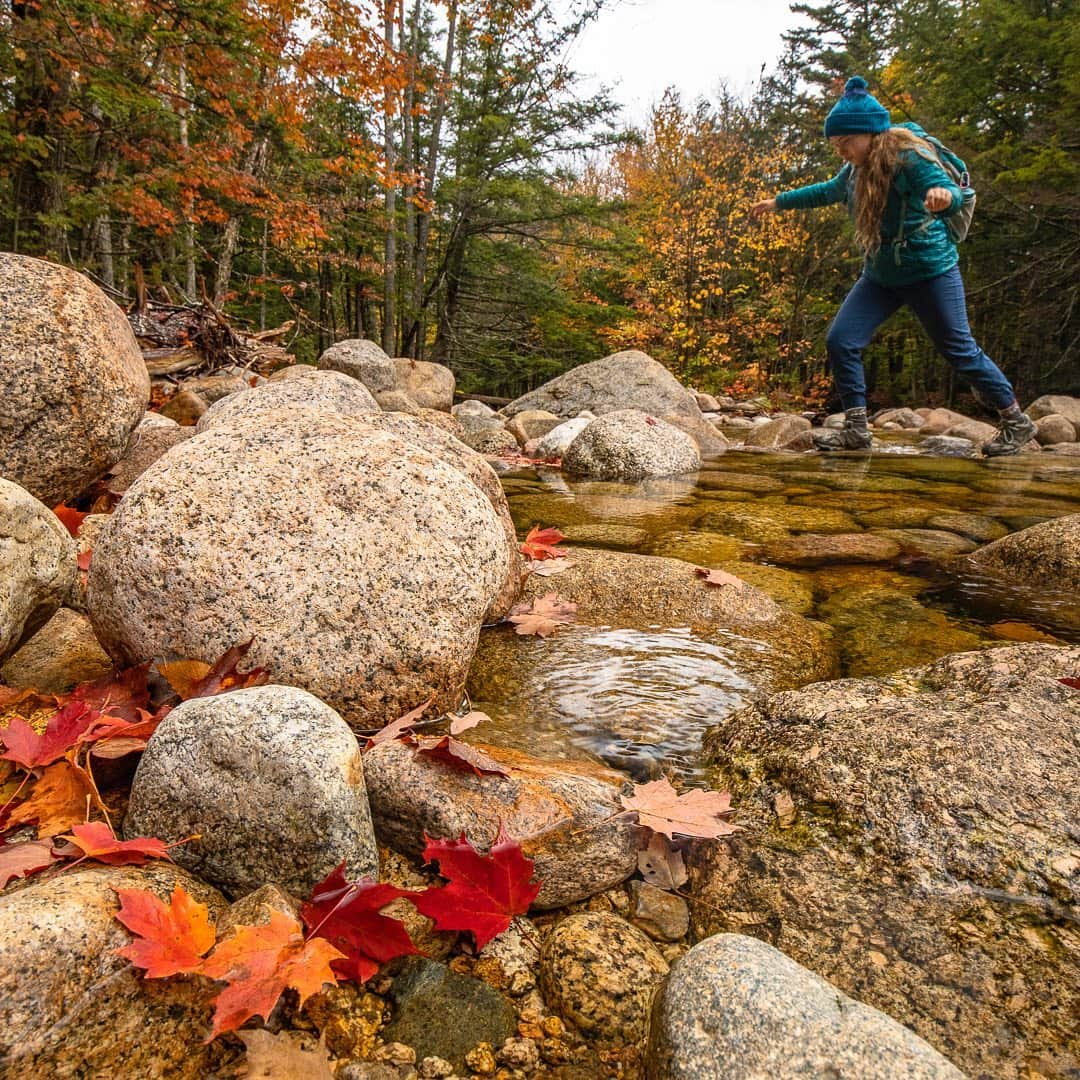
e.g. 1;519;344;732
467;443;1080;779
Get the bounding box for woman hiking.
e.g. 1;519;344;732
751;76;1036;456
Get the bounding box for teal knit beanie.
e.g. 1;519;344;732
824;76;891;137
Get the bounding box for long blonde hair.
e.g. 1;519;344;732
853;126;937;255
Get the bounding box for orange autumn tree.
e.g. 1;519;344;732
597;89;842;401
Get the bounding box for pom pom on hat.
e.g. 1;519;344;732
824;75;891;137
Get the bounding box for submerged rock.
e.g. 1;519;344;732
0;478;77;660
964;512;1080;594
87;410;506;728
695;643;1080;1078
646;934;964;1079
0;864;226;1077
563;410;700;481
540;912;668;1046
362;739;638;908
757;533;901;567
0;253;149;505
124;685;378;897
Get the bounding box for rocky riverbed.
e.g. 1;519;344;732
1;253;1078;1079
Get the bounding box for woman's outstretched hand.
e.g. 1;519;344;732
923;187;952;212
750;198;777;218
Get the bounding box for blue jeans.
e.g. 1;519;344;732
826;266;1017;412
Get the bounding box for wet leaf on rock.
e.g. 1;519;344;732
637;832;688;891
507;593;577;637
620;778;739;840
412;735;511;777
114;884;217;977
0;839;62;889
519;525;568;561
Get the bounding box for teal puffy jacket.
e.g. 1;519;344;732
774;124;964;287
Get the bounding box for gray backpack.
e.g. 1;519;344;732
896;123;976;243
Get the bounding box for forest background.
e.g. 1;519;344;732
3;0;1077;408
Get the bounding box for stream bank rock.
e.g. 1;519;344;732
362;739;638;908
391;358;455;411
963;512;1080;593
0;863;226;1078
563;410;701;481
0;607;112;691
195;368;378;430
646;934;964;1079
87;411;506;729
124;685;377;897
694;643;1080;1079
0;478;77;660
540;912;668;1046
0;253;150;505
104;413;193;493
317;337;396;393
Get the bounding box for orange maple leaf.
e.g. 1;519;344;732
198;911;344;1038
695;566;745;588
6;760;95;838
507;593;577;637
54;821;173;864
115;885;217;978
519;525;568;561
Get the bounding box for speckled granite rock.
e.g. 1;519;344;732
1;607;112;691
873;407;924;429
87;411;506;728
694;644;1080;1079
362;739;638;908
383;958;517;1071
627;881;689;942
124;685;377;898
1034;414;1077;445
0;253;149;506
646;934;964;1079
756;533;901;567
0;863;226;1077
181;372;252;403
662;411;729;456
375;388;421;414
415;409;465;438
392;358;455;411
743;414;812;450
1025;394;1080;426
0;479;77;660
317;337;396;393
535;417;592;458
503;350;702;422
343;412;523;619
539;912;668;1045
562;411;700;481
195;369;378;431
104;413;193;493
942;417;997;444
159;388;208;425
918;407;974;436
268;363;318;382
919;435;976;457
459;425;518;455
964;513;1080;593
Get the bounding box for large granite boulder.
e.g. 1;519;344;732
0;253;149;504
195;369;378;431
391;358;455;411
124;685;378;898
742;414;812;450
1026;394;1080;426
1034;414;1077;445
86;410;507;729
563;410;700;481
963;513;1080;594
362;739;638;908
540;912;668;1046
503;351;701;422
646;935;964;1079
693;643;1080;1079
0;864;226;1077
0;478;77;660
317;338;396;393
1;607;112;692
535;417;592;458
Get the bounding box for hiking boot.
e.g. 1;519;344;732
813;408;872;452
981;413;1036;457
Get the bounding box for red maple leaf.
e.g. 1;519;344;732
198;911;344;1038
412;825;541;949
300;863;419;984
114;884;217;977
52;504;89;537
77;549;92;572
412;735;511;778
53;821;173;865
0;701;100;769
69;664;153;723
519;525;568;562
0;839;62;889
1059;677;1080;690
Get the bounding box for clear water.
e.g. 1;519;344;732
466;445;1080;779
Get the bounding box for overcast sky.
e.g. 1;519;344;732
563;0;805;124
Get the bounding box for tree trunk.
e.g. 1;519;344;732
407;0;457;360
381;0;399;355
399;0;421;353
213;135;268;307
178;61;197;299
